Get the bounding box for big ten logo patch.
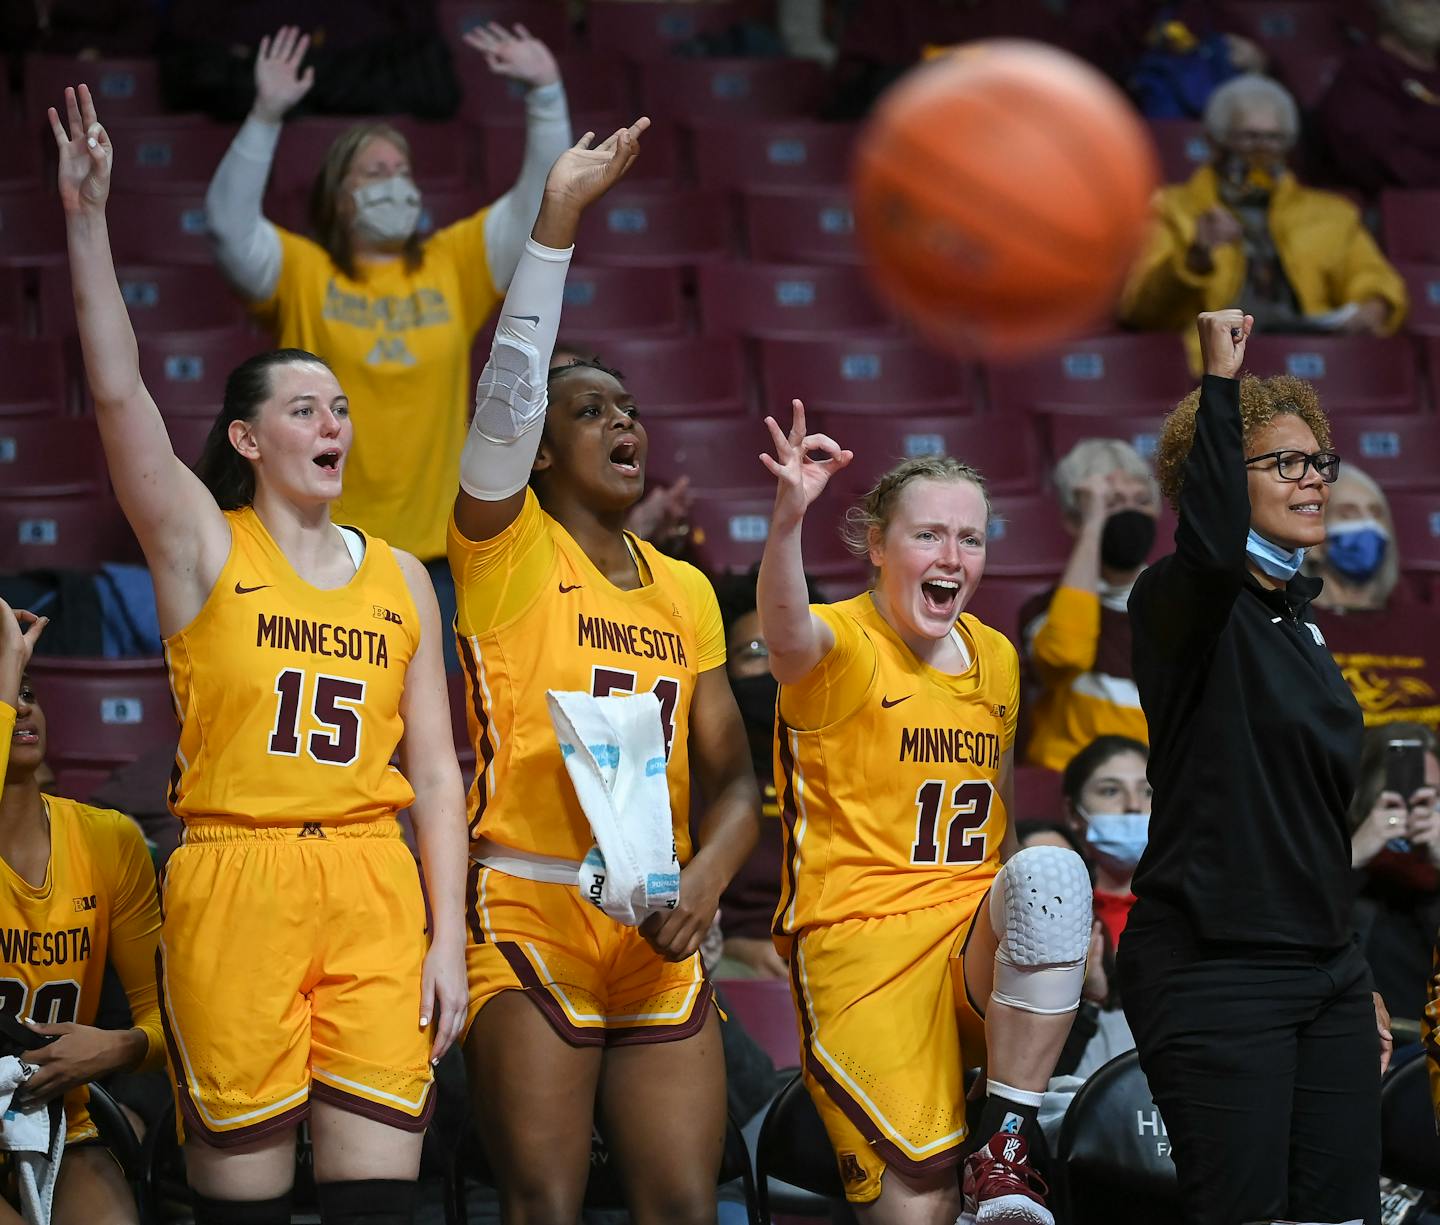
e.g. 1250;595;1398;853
72;895;96;913
372;604;403;625
838;1152;867;1185
1136;1107;1170;1158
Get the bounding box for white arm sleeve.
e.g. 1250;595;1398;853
204;115;284;303
460;236;574;501
482;82;573;291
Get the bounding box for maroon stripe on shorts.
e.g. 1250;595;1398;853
310;1077;434;1133
606;975;715;1048
495;942;607;1048
788;941;964;1180
466;859;485;945
772;719;801;939
457;634;496;833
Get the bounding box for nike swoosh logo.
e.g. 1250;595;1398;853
880;695;912;709
234;582;270;595
507;314;540;324
558;582;583;594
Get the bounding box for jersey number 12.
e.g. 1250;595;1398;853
910;779;993;866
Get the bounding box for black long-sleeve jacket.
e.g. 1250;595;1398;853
1127;375;1364;948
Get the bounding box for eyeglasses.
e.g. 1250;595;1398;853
1243;449;1341;483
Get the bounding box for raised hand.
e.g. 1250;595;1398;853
462;22;560;88
541;118;649;218
761;399;853;523
1196;309;1252;380
48;85;111;216
0;599;47;706
253;25;315;124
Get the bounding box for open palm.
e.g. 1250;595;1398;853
543;118;649;214
761;399;852;517
48;84;111;215
253;26;314;123
462;22;560;88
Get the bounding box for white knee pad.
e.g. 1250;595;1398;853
988;845;1092;1016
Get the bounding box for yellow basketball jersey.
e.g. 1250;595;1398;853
448;490;726;860
774;595;1020;934
165;508;418;826
0;796;164;1132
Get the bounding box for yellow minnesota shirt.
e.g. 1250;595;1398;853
774;595;1020;935
164;508;418;827
253;214;500;559
449;490;726;862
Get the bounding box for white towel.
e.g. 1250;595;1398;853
546;689;680;926
0;1055;63;1225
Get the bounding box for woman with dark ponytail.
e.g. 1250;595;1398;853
51;84;468;1225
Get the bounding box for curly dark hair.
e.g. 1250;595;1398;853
1154;373;1332;510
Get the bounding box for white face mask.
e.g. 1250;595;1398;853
351;176;421;244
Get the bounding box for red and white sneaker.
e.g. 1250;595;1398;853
957;1133;1054;1225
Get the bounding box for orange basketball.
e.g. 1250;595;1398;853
852;41;1159;360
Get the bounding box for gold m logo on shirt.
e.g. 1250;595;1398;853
364;336;417;367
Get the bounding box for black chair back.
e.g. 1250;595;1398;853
754;1072;843;1222
1380;1052;1440;1192
85;1081;149;1222
1055;1050;1181;1225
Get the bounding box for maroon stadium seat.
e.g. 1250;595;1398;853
0;417;105;495
165;415;216;469
1327;416;1440;491
965;578;1053;648
1042;411;1168;469
0;193;65;268
813;411;1040;495
986;334;1193;416
104;118;236;194
38;262;245;337
479;114;681;189
105;193;214;265
573;187;734;267
1011;766;1066;825
0;494;142;571
457;51;628;123
571;336;749;417
1146;119;1210;185
697;263;894;338
24;55;163;120
1388;489;1440;578
1242;334;1419;414
415;187;492;237
1214;2;1352;59
645;418;770;493
437;0;572;60
714;977;799;1069
559;264;689;338
686;492;772;573
637;59;827;123
0;267;26;334
586;0;771;60
25;657;175;776
691;120;856;191
0;335;70;416
1397;263;1440;337
1276;51;1344;110
1381;191;1440;264
984;495;1073;578
757;336;971;416
743;187;859;265
136;328;269;417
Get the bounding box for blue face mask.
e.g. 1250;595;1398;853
1082;811;1150;871
1325;518;1389;583
1246;529;1307;580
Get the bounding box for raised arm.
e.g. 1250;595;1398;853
204;26;313;301
51;85;230;617
465;23;574;291
453;118;649;545
756;398;852;684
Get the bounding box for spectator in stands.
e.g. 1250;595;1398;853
1316;0;1440;194
204;24;571;667
1349;722;1440;1023
1426;931;1439;1123
1062;734;1151;945
160;0;460;120
1121;74;1409;371
1306;464;1440;732
1020;439;1156;771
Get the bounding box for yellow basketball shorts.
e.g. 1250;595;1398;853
789;885;992;1205
158;821;434;1147
465;863;713;1046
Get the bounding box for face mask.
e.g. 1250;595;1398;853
730;672;778;737
351;175;421;243
1218;150;1286;197
1325;518;1390;584
1246;528;1306;580
1100;509;1156;571
1082;811;1150;871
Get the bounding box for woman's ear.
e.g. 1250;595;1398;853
228;418;259;462
866;524;884;571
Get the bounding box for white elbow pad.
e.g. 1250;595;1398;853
460;336;548;501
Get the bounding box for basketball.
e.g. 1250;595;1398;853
852;41;1159;360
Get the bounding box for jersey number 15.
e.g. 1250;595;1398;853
268;669;365;766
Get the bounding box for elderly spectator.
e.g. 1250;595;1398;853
1316;0;1440;194
1305;464;1440;732
204;24;571;666
1020;439;1157;770
1349;722;1440;1023
1121;74;1408;370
